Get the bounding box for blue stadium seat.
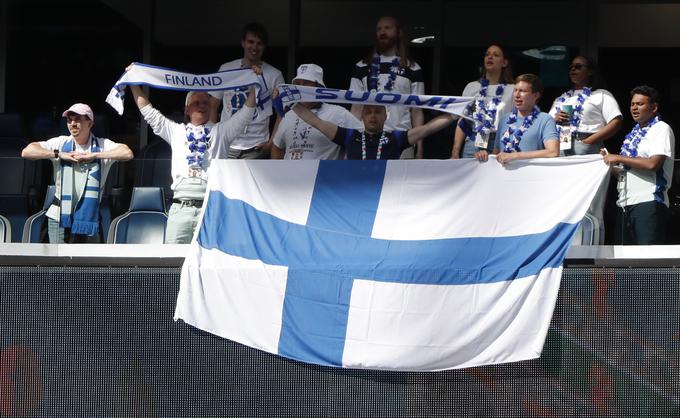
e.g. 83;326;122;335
0;136;40;242
22;185;56;243
107;187;167;244
0;214;11;243
136;140;173;207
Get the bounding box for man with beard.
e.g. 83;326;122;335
209;22;284;159
350;16;425;158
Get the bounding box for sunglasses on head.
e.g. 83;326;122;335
569;63;587;70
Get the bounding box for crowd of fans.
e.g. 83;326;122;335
16;18;675;245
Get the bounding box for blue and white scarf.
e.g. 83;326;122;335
554;87;592;137
186;125;211;173
467;79;506;142
59;135;102;236
500;106;541;153
274;84;473;119
368;55;400;92
106;62;267;117
620;115;660;158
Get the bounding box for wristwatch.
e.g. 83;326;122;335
53;149;59;159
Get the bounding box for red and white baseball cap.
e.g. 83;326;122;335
62;103;94;122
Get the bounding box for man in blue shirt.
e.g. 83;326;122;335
475;74;559;165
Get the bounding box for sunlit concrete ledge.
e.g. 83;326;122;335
1;244;679;268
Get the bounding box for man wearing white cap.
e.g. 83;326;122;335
271;64;362;160
21;103;133;243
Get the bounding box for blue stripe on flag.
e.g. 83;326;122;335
197;192;576;285
306;160;387;236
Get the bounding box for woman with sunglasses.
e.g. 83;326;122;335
550;56;623;244
451;44;514;159
550;56;622;155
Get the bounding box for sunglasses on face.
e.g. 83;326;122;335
569;63;587;71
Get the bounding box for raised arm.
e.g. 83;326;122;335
407;113;453;145
291;104;339;140
129;84;150;109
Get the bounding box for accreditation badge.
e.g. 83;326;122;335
474;132;489;150
559;126;573;151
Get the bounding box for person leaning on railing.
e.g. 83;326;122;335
21;103;133;243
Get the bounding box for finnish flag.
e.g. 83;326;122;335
175;156;608;371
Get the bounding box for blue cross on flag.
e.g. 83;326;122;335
175;157;608;371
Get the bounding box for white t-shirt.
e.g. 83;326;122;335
350;54;424;132
617;120;675;207
549;88;622;133
273;103;363;160
39;135;121;221
461;80;514;132
140;103;255;199
209;59;284;149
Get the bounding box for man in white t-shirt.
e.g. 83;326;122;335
21;103;133;243
209;22;284;159
272;64;362;160
601;86;675;244
349;16;425;158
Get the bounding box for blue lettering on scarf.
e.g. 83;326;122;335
344;90;371;102
374;93;400;104
315;88;341;100
403;95;442;107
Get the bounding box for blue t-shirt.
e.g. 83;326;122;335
493;112;558;152
333;127;410;160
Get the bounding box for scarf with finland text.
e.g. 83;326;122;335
106;62;269;119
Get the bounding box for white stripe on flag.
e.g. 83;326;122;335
176;246;287;353
373;155;608;240
207;160;319;226
343;267;562;371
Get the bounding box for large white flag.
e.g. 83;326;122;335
175;156;608;371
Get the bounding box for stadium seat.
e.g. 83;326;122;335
107;187;167;244
0;136;41;242
0;214;11;243
136;140;173;206
571;213;601;246
22;185;56;243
